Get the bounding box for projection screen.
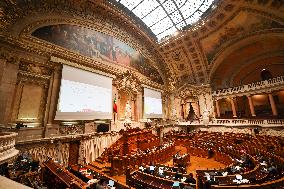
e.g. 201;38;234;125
55;65;112;120
144;87;163;118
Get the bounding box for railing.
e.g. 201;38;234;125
0;132;19;164
212;76;284;98
211;119;284;126
176;119;284;127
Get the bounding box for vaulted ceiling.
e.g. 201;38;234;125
0;0;283;91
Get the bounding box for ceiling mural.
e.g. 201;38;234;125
200;10;284;64
31;24;164;84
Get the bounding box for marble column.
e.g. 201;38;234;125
230;98;237;118
247;95;256;117
268;93;278;116
215;99;221;118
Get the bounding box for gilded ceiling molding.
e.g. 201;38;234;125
158;0;284;86
158;1;238;85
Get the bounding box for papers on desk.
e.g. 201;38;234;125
233;178;249;184
87;179;98;184
233;174;249;184
235;166;241;171
260;162;267;166
204;173;211;181
222;172;228;176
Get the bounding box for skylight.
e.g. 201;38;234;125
116;0;215;41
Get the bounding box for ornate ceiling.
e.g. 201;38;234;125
158;0;284;89
0;0;283;91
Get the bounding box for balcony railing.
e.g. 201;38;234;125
0;132;19;164
176;119;284;127
212;76;284;98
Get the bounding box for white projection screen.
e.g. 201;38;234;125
55;65;113;120
144;88;163;118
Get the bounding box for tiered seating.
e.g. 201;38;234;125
167;131;284;189
128;171;195;189
42;159;88;189
110;141;175;175
100;128;159;162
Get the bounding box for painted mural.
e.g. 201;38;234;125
200;11;284;64
32;24;164;84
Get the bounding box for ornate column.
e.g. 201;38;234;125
169;94;175;119
268;93;278;116
136;91;143;121
230;97;237;118
131;97;135;121
43;71;55;137
215;99;221;118
247;95;256;117
48;65;62;123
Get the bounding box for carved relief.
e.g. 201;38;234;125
19;62;52;76
113;70;142;94
59;124;84;135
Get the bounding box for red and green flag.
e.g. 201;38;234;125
113;95;117;113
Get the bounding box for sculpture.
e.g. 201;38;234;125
125;100;132;120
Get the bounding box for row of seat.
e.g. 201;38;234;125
110;143;175;175
169;131;284;189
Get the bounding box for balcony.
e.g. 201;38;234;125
0;132;19;164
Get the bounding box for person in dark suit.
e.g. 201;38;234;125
185;173;196;184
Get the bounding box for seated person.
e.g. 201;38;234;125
96;179;106;189
174;171;182;180
185;173;196;184
149;165;155;175
158;167;165;178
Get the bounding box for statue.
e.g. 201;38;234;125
171;107;177;120
125;100;132;121
202;109;210;125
